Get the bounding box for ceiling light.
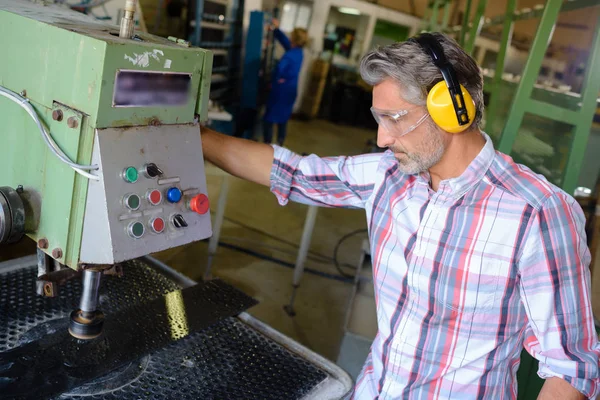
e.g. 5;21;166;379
338;7;361;15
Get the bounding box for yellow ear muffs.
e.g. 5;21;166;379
426;81;476;133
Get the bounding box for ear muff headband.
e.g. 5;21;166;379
410;33;475;133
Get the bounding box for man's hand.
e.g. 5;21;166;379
270;18;280;30
538;377;585;400
200;125;274;187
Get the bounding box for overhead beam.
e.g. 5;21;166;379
445;0;599;34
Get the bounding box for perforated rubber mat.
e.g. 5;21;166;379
0;259;328;399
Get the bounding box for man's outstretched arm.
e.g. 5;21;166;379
200;126;384;209
201;126;273;187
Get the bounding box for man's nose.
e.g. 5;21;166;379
377;125;394;148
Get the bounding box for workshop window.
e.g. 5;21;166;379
280;1;312;32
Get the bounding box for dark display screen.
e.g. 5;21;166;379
113;70;192;107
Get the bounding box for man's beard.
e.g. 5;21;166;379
390;125;445;175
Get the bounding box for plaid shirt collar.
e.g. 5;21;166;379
413;132;496;200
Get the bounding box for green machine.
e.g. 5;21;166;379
0;0;214;338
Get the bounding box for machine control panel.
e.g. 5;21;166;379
80;124;212;265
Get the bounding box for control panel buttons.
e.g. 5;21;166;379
144;163;163;178
149;217;165;234
128;221;145;239
147;189;162;206
122;167;139;183
124;194;141;210
172;214;188;228
166;187;182;203
189;194;209;215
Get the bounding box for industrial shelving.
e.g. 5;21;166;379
187;0;245;111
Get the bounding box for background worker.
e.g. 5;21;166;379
262;19;308;146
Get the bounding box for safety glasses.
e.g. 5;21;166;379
370;107;430;137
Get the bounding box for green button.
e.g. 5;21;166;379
129;221;144;238
126;194;140;210
124;167;138;183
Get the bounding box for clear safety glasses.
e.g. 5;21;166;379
370;107;430;137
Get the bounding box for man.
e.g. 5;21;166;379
200;32;600;399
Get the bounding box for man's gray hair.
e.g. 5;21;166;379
360;32;484;129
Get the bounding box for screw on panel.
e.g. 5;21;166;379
38;238;48;249
67;117;79;129
20;90;26;97
52;248;63;259
52;110;63;121
43;282;57;297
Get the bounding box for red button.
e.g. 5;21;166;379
189;194;209;214
147;189;162;205
150;217;165;233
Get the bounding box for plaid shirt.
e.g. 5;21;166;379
270;133;600;399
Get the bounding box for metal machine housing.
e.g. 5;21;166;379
0;0;214;269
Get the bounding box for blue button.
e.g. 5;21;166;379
166;187;182;203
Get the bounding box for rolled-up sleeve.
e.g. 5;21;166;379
518;191;600;398
270;145;383;209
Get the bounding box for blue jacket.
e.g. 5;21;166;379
264;29;303;124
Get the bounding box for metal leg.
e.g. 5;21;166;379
341;240;369;333
36;248;78;297
36;248;53;277
204;175;230;280
284;205;319;317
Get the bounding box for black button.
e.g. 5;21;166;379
172;214;188;228
144;163;163;178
